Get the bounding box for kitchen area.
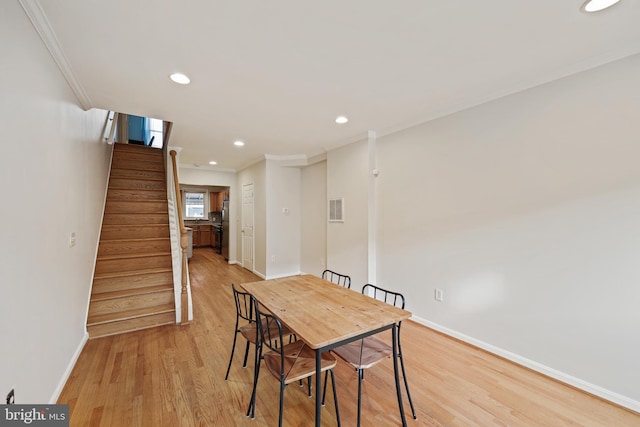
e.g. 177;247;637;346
182;185;230;261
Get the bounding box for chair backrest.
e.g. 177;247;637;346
232;283;254;323
253;297;286;376
362;284;405;310
322;269;351;289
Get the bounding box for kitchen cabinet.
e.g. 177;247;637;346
200;226;211;247
210;192;219;212
209;191;230;212
192;225;212;248
192;226;201;247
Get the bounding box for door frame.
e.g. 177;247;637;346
241;182;255;273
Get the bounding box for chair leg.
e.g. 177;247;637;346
224;330;239;380
321;370;329;406
278;382;285;427
241;340;251;368
399;354;417;419
246;342;262;419
307;377;312;397
356;368;363;427
329;369;341;427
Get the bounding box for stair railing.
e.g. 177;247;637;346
169;149;190;324
104;111;119;144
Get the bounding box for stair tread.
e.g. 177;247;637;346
101;224;168;229
99;237;170;243
106;199;168;204
97;251;171;261
87;303;175;326
91;285;174;301
87;314;175;338
94;267;172;280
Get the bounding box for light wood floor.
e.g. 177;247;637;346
59;248;640;426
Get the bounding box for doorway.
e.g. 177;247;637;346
242;183;254;272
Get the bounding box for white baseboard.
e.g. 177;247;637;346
264;271;302;280
49;332;88;404
411;316;640;414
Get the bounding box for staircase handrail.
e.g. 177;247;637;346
170;149;190;324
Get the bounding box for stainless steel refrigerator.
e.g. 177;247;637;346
221;199;229;260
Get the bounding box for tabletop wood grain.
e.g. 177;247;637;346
242;274;411;349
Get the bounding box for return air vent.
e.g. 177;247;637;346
328;198;344;222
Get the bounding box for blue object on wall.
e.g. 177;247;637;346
128;115;145;144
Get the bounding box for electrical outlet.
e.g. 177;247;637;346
69;231;76;248
6;388;14;404
435;288;444;302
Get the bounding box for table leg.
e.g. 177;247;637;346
316;349;322;426
392;325;407;426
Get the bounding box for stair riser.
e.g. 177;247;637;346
98;240;171;257
107;189;166;201
87;311;175;338
105;200;168;214
89;291;175;317
111;158;164;172
110;168;165;181
112;148;163;162
102;214;168;225
93;271;174;293
108;178;166;191
100;225;170;240
95;255;172;275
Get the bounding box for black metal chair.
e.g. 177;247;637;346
322;269;351;289
323;284;416;426
247;296;341;427
224;283;294;380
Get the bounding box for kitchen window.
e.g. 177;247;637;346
184;191;206;218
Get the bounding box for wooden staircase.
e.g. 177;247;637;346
87;143;176;338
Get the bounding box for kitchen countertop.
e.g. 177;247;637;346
185;221;222;227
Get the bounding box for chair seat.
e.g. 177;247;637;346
240;322;294;344
263;340;337;385
332;336;392;369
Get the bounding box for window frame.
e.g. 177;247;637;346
182;189;207;219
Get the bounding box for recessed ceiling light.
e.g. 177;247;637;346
582;0;621;12
170;73;191;85
335;115;349;124
209;161;217;165
234;140;245;147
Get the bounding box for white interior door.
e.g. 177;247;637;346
242;183;254;272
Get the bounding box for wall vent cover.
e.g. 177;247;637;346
328;198;344;222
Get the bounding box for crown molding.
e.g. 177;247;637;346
19;0;93;110
264;152;327;167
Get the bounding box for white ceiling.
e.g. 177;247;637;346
33;0;640;171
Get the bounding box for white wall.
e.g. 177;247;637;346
0;1;110;403
326;141;369;288
265;160;301;278
178;166;236;188
237;161;267;275
300;161;327;276
375;53;640;406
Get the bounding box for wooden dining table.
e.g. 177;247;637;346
242;274;412;426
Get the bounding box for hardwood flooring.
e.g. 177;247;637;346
58;248;640;426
